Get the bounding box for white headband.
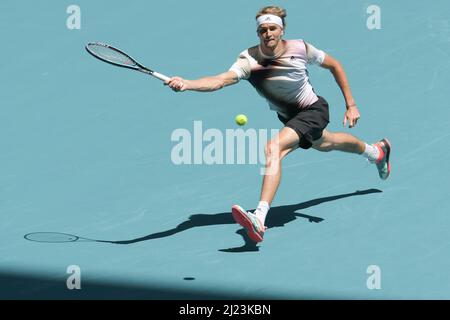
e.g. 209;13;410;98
256;14;284;28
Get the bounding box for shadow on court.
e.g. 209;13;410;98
24;189;381;252
0;270;299;299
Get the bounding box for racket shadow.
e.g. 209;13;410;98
108;188;382;250
23;189;381;250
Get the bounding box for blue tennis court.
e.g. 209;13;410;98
1;0;450;299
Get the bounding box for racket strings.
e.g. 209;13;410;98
88;44;136;67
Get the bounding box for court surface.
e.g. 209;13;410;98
1;0;450;299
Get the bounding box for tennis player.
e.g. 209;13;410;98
166;6;391;243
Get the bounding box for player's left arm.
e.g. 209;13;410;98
320;54;360;128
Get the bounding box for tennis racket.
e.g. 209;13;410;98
85;42;171;82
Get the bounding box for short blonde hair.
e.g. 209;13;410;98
256;6;287;27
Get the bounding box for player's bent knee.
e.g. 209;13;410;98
265;141;283;161
316;144;333;152
265;141;277;157
312;131;335;152
312;139;334;152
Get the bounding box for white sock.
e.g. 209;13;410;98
362;143;380;162
254;201;270;225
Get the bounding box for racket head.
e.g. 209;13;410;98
24;232;81;243
85;42;142;70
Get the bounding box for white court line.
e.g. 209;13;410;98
403;132;450;159
283;157;336;170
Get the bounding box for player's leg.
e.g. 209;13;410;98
231;127;300;243
260;126;300;205
312;130;391;179
311;130;365;154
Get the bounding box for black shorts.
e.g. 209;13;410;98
277;96;330;150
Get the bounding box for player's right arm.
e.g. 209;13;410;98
165;71;239;92
166;52;251;92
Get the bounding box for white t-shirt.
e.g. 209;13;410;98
229;39;326;118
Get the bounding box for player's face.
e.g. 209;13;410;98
257;23;284;50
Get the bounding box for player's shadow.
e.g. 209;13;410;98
112;189;382;252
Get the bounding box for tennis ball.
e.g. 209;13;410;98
235;114;248;126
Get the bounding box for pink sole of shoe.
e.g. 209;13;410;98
382;138;392;178
231;205;263;243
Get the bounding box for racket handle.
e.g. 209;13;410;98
152;72;171;82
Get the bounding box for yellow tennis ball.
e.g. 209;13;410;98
235;114;248;126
